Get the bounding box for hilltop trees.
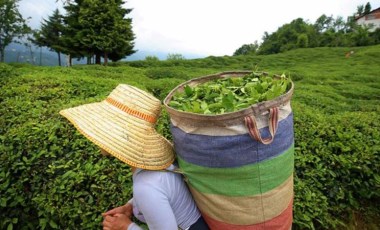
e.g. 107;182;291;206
34;0;135;65
61;0;135;65
357;2;372;16
233;42;259;56
235;2;379;56
0;0;31;62
33;9;65;66
75;0;135;65
258;18;318;55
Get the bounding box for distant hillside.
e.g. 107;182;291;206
3;43;87;66
4;43;64;66
128;49;204;61
4;43;205;66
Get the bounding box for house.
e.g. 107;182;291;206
355;7;380;32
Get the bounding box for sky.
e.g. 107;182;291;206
18;0;379;58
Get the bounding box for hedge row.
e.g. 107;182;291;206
1;63;379;229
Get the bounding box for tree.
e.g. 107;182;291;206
259;18;317;54
233;41;259;56
145;55;159;61
356;5;364;16
0;0;31;62
333;16;346;32
297;34;308;48
167;53;185;60
351;24;372;46
62;0;89;66
314;14;334;33
364;2;371;15
33;9;65;66
75;0;135;65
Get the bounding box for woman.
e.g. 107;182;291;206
60;84;209;230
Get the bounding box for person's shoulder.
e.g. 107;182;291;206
133;170;168;200
135;165;178;179
135;169;166;179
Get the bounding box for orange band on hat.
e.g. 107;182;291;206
106;97;157;123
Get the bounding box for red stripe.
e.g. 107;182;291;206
202;199;293;230
105;97;157;123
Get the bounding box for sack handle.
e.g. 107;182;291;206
244;107;279;145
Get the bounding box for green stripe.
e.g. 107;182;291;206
178;144;294;196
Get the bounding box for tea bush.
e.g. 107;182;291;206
292;103;380;229
0;63;17;78
0;73;135;229
144;67;190;79
1;45;380;229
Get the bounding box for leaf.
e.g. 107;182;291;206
0;198;7;207
191;101;202;113
184;85;193;97
168;101;182;108
200;101;208;110
221;92;235;112
49;219;58;229
168;71;290;114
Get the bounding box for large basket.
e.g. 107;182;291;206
164;71;294;230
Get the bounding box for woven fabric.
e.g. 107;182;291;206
172;113;293;168
202;199;293;230
177;144;294;196
171;113;294;229
189;176;293;224
164;71;295;229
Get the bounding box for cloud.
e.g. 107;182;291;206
18;0;380;56
19;0;63;28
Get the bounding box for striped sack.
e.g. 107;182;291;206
164;71;295;230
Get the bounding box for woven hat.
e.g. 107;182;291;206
59;84;175;170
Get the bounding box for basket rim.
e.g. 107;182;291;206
163;70;294;121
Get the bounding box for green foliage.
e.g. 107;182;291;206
0;0;31;62
1;45;380;229
293;106;380;229
0;75;133;229
259;18;317;54
297;34;309;48
255;7;380;56
77;0;135;64
0;63;17;78
233;42;259;56
59;0;135;65
144;67;190;80
364;2;372;14
144;55;159;61
166;53;185;61
169;72;291;114
32;9;65;66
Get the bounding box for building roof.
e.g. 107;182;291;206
355;7;380;20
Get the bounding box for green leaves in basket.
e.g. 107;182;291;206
168;72;291;114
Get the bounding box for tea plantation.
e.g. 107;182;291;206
1;45;379;229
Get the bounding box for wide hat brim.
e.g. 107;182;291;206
60;99;175;170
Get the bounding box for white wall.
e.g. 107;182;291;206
356;10;380;32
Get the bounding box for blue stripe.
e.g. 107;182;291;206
171;113;294;168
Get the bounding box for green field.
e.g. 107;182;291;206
1;45;379;229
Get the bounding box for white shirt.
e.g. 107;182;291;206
128;165;201;230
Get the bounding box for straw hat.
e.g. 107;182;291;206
59;84;175;170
